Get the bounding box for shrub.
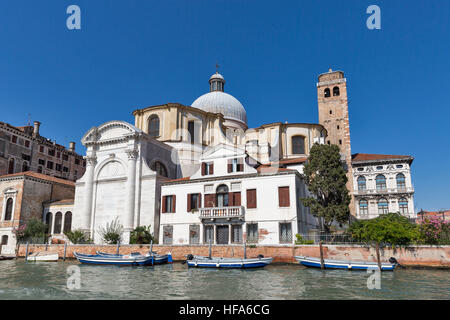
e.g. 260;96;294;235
295;234;314;245
64;229;91;244
417;217;450;245
13;218;47;243
130;225;154;244
98;217;123;244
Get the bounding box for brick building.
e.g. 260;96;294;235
0;120;86;181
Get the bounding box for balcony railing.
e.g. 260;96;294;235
355;187;414;195
199;206;245;219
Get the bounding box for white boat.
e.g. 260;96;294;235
186;254;273;268
26;252;59;262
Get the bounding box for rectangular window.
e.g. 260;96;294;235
63;166;69;172
11;135;17;143
228;158;244;173
204;225;214;244
162;195;176;213
39;146;45;153
62;154;69;161
187;193;201;211
246;189;257;209
46;161;54;169
55;164;62;171
188;121;195;144
56;151;61;159
75;158;80;165
247;223;258;243
48;149;55;156
229;192;241;206
189;225;200;244
163;226;173;245
231;225;242;244
278;186;290;207
201;162;214;176
279;222;292;243
25;140;30;148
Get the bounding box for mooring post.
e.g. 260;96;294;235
116;240;120;255
376;242;382;271
319;240;324;270
25;242;29;262
63;242;67;261
150;240;153;255
243;241;247;259
208;239;212;259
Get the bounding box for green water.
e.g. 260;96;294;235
0;259;448;299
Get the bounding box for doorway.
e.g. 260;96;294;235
216;225;229;244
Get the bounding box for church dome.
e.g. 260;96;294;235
192;72;247;126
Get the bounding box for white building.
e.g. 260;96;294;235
159;144;320;245
351;153;416;220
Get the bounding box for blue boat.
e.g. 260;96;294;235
73;251;155;266
96;251;172;264
294;255;398;271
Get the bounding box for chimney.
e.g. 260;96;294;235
69;142;75;152
33;121;41;137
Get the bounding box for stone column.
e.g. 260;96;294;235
82;155;97;236
124;149;138;243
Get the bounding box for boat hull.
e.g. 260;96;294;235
294;256;396;271
74;252;154;266
26;253;59;262
96;251;172;264
186;256;273;269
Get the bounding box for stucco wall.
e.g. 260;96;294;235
16;244;450;268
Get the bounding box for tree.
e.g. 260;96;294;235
301;143;351;233
98;217;123;244
64;229;91;244
348;212;421;247
130;226;155;244
12;218;47;243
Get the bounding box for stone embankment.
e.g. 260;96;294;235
16;244;450;268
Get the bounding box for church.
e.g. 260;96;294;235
0;68;415;248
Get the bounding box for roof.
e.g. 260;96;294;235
352;153;413;163
256;166;297;174
0;171;75;187
166;177;191;183
43;199;74;206
266;157;308;166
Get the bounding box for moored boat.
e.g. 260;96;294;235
294;255;398;271
73;251;155;266
26;252;59;262
96;251;172;264
186;254;273;268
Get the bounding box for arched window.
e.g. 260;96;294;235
399;198;408;214
45;212;53;234
376;174;387;191
53;212;62;234
63;212;72;233
324;88;330;98
359;199;368;215
22;162;28;172
396;173;406;190
291;136;305;154
148;115;160;138
150;161;168;177
333;86;340;96
4;198;13;221
8;158;15;174
357;176;366;191
1;235;8;245
216;184;229;207
378;198;389;214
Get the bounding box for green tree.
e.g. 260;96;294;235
98;217;123;244
130;225;155;244
12;218;48;242
64;229;91;244
301;144;351;233
348;212;421;247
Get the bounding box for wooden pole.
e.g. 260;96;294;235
376;242;382;271
63;242;67;261
116;240;120;255
150;240;153;255
208;239;212;259
319;241;324;269
243;241;246;259
25;242;29;262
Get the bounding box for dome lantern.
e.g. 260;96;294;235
209;72;225;92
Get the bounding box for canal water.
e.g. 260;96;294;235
0;260;448;299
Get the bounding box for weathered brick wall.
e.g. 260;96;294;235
16;244;450;267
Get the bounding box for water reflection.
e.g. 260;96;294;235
0;260;448;300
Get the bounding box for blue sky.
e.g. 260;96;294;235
0;1;448;211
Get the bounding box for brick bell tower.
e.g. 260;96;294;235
317;69;355;217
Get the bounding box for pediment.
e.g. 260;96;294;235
201;143;246;160
82;121;142;144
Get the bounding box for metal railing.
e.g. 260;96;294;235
356;187;414;195
200;206;244;219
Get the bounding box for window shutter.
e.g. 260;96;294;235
247;189;257;209
228;192;234;206
209;162;214;175
187;194;192;212
237;158;244;172
205;194;214;208
233;192;241;206
201;163;206;176
172;195;176;212
227;160;232;173
162;196;167;213
278;187;290;207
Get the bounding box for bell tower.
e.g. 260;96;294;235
317;69;355;216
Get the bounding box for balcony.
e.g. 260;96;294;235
199;206;245;220
355;187;414;196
